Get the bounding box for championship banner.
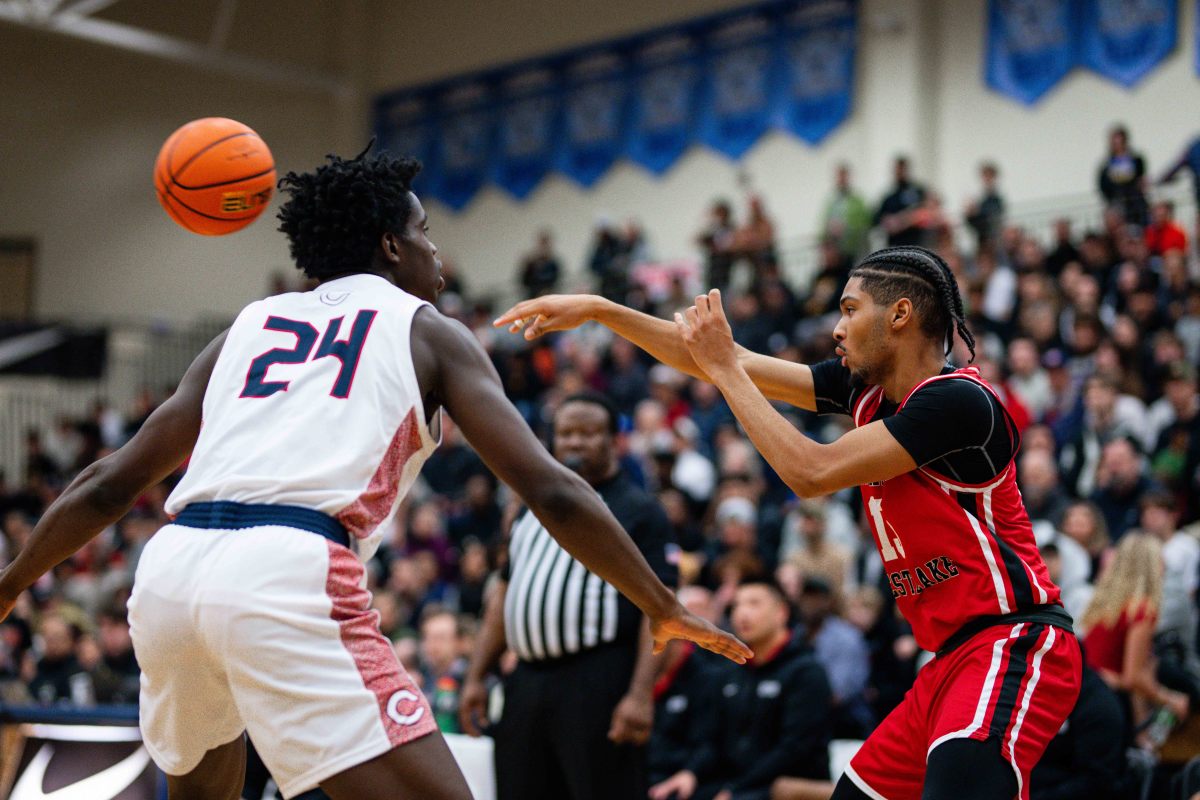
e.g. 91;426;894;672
1079;0;1177;87
697;10;780;159
627;33;703;175
373;91;435;187
558;51;630;188
985;0;1079;105
427;81;494;211
777;0;857;145
491;68;561;200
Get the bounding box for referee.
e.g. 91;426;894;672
460;392;678;800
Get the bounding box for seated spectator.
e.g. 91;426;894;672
1029;664;1129;800
1081;534;1188;735
418;606;467;733
782;499;853;602
30;614;93;706
1060;375;1144;498
1090;436;1160;540
1145;199;1187;257
648;587;720;787
89;602;139;704
455;538;490;618
1019;450;1071;528
446;473;502;547
648;579;832;800
797;576;872;738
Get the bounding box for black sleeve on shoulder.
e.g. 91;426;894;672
883;378;1014;470
809;357;854;416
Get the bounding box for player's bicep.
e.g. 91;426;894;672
738;350;816;410
811;421;917;494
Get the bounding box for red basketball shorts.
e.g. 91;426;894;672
845;621;1082;800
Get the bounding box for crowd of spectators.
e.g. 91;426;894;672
3;123;1200;797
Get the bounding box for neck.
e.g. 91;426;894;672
882;344;948;402
583;463;619;487
751;628;790;660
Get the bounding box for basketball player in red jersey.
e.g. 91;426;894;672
496;246;1082;800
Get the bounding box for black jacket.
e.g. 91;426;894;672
688;631;832;796
648;647;717;784
1030;666;1127;800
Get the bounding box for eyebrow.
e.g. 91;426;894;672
840;294;859;307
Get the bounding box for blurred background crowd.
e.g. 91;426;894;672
4;122;1200;799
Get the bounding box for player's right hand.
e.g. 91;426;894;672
493;294;600;340
457;676;489;737
651;605;752;665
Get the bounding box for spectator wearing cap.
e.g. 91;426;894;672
781;499;853;603
648;579;832;800
797;575;872;738
1090;437;1160;540
1145;200;1188;257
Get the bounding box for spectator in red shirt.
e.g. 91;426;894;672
1145;200;1188;257
1080;533;1188;730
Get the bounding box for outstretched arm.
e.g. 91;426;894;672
0;332;228;615
412;309;751;663
494;294;819;410
674;292;916;497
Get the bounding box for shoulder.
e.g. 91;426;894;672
905;375;1000;415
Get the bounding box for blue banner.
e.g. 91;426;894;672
627;34;703;175
428;82;494;211
559;51;631;188
1080;0;1176;87
777;0;857;145
986;0;1079;105
491;68;561;200
373;91;436;188
698;11;780;159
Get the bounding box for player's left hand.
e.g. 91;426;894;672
608;691;653;745
674;290;739;378
651;605;752;664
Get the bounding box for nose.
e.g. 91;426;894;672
832;320;846;343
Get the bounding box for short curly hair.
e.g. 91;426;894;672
276;149;422;280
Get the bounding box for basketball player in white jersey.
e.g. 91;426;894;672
0;150;751;800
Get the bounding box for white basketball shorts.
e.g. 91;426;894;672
128;522;436;798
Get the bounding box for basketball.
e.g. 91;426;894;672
153;117;275;236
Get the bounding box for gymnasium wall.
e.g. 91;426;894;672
4;0;1200;322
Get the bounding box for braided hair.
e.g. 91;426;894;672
848;246;976;362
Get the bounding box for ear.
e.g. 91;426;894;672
381;231;402;263
891;298;914;329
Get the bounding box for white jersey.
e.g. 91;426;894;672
167;273;440;560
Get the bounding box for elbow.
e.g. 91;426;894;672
77;461;135;517
785;465;827;500
524;471;587;524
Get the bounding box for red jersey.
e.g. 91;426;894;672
850;366;1062;652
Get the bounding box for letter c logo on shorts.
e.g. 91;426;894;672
386;689;426;726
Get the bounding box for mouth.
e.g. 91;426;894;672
836;346;847;367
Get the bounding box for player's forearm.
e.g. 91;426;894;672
0;461;136;598
466;582;508;682
529;474;677;621
591;297;711;381
707;363;825;497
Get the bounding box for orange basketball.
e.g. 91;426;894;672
154;117;276;236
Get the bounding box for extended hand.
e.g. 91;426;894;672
493;294;601;340
673;290;739;378
651;604;751;664
608;691;653;745
457;677;489;737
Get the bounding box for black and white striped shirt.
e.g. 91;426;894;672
501;471;677;663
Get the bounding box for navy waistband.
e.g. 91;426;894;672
173;501;350;549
